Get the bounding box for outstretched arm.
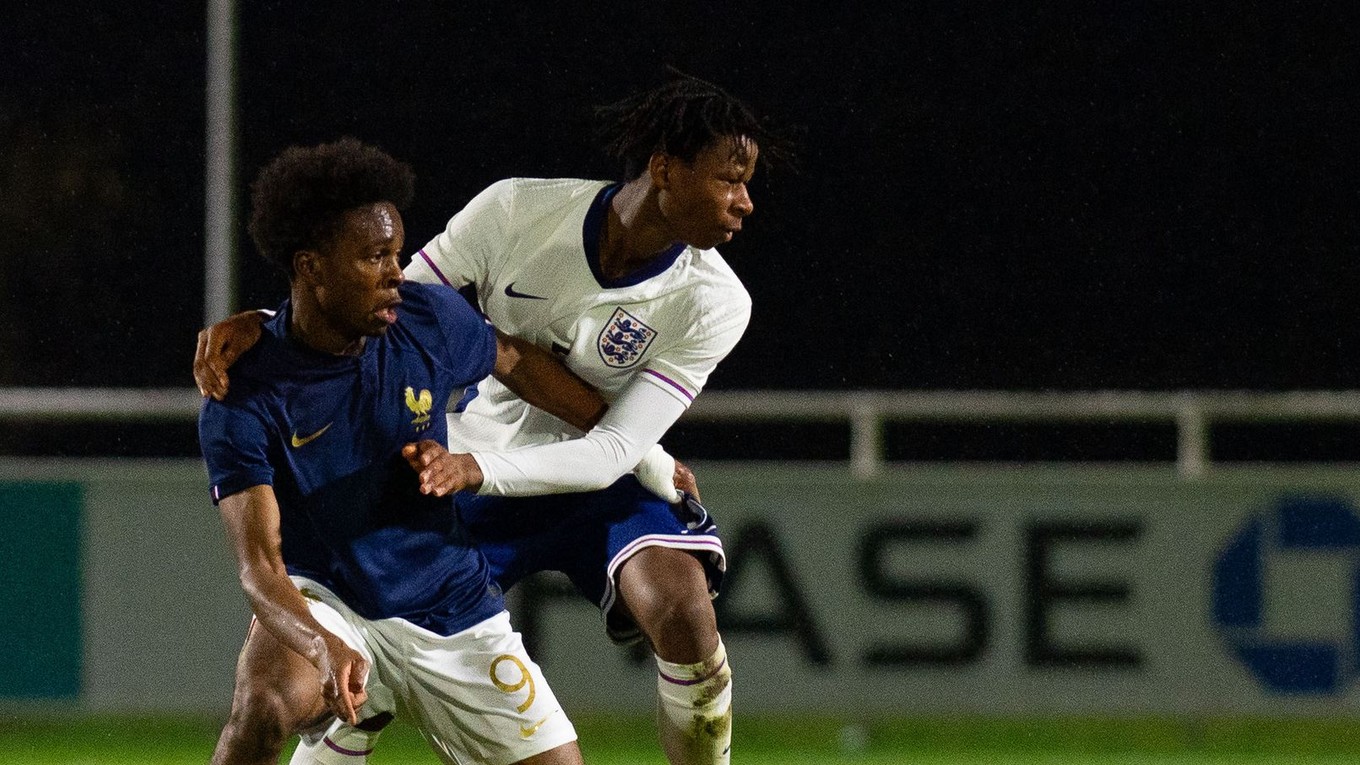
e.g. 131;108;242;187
217;485;368;725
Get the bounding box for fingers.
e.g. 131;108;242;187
325;654;368;726
195;313;264;400
194;331;208;397
418;457;461;497
403;441;447;476
673;459;701;502
193;328;230;401
402;444;475;497
345;656;369;721
404;442;451;496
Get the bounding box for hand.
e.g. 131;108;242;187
317;636;369;726
402;440;484;496
194;310;266;400
633;445;681;503
672;458;701;502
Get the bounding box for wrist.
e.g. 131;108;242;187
304;632;345;667
465;452;487;494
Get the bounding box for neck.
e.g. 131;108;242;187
289;289;365;356
598;178;681;281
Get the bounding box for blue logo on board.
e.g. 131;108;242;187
1211;495;1360;695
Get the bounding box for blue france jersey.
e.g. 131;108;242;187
198;282;502;636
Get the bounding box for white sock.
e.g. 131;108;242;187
655;639;732;765
289;718;381;764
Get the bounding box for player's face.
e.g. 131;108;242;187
314;202;406;339
659;135;758;250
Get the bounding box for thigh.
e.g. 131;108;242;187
615;545;720;661
231;616;330;733
383;611;577;765
595;483;726;643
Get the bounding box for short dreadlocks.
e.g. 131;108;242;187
595;70;792;180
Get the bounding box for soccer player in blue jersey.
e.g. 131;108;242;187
198;138;636;765
198;73;787;765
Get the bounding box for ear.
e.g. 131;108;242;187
293;249;320;281
647;152;673;190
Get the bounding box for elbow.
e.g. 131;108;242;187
576;453;636;492
579;472;623;492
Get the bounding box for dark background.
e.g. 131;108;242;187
3;3;1358;457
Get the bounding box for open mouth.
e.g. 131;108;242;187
375;299;401;325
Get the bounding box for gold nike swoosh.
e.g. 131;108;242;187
290;422;333;448
519;708;559;738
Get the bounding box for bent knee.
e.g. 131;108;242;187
652;594;717;635
642;599;719;661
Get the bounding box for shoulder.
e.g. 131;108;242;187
395;282;493;355
682;247;753;319
495;177;609;218
214;332;289;403
397;282;482;328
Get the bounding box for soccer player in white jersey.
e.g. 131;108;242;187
196;73;787;765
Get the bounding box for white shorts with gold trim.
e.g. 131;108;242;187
291;576;576;765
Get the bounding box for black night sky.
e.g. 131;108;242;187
3;3;1359;456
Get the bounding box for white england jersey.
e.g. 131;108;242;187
405;177;752;454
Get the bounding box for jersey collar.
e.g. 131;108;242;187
582;183;687;289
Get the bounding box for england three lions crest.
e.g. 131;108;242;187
597;307;658;368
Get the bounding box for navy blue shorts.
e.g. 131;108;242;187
456;475;725;642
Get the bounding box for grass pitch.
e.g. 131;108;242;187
2;714;1359;764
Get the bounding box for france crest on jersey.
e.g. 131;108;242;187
597;307;658;368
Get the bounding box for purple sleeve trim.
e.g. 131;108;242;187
418;249;454;287
643;369;695;402
324;736;375;757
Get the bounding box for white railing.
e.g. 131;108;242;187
6;388;1360;479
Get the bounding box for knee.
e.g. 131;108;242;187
650;593;716;637
642;595;719;661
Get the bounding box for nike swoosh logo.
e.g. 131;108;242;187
504;281;547;300
519;708;560;738
290;422;333;448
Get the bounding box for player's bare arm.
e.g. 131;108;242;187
491;329;606;431
217;485;369;725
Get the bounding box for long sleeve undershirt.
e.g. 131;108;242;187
471;374;688;496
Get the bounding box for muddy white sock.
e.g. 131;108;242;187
655;639;732;765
